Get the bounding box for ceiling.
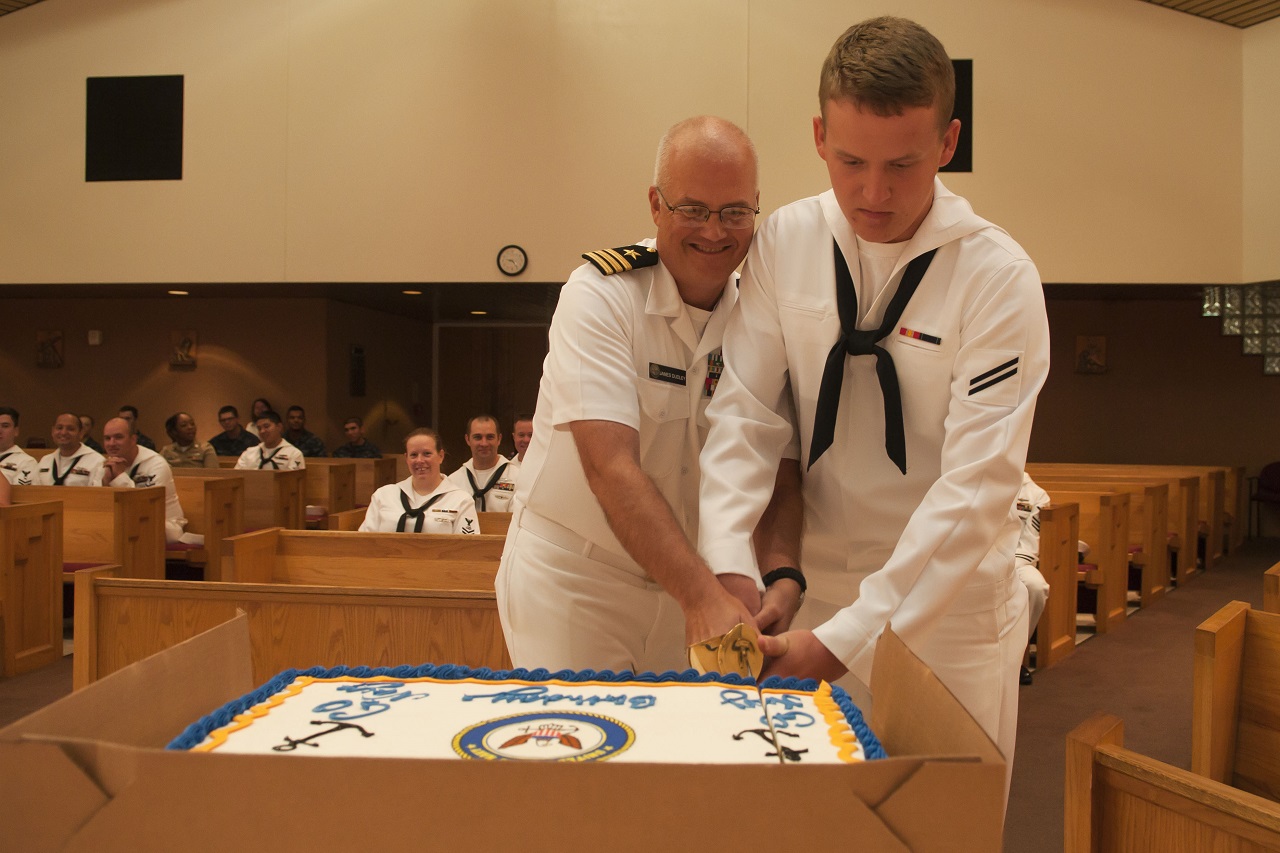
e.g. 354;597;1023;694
1136;0;1280;27
0;0;42;16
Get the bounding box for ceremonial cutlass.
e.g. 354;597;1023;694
688;622;787;764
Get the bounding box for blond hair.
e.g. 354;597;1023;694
818;17;955;134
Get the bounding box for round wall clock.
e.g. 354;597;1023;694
497;244;528;277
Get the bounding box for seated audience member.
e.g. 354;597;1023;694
360;428;478;534
446;414;517;512
118;405;156;450
100;417;203;546
332;417;382;458
245;397;273;437
160;412;219;468
35;412;105;486
210;405;260;456
1014;472;1052;685
507;413;534;474
234;410;304;470
78;413;105;454
0;407;38;486
284;405;327;457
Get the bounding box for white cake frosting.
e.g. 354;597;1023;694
174;668;884;765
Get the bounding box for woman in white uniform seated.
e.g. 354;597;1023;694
359;428;480;535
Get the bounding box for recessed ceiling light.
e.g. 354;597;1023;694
470;310;488;316
167;290;188;296
402;289;422;295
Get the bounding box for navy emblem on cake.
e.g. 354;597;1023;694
452;712;635;761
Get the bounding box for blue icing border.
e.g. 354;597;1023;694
168;664;885;760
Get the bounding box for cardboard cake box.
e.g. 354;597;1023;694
0;614;1006;852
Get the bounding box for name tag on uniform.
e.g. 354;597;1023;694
648;362;686;386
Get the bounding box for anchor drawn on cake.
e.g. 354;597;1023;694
273;719;375;752
733;727;808;762
500;722;583;750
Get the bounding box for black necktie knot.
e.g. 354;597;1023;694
843;328;882;356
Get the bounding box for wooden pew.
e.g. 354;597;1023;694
478;512;512;536
1042;488;1130;633
0;501;64;677
1066;712;1280;852
72;565;509;690
1029;467;1200;583
1030;475;1173;604
1192;601;1280;802
173;467;304;531
1029;463;1228;570
1224;465;1247;553
1033;502;1080;670
301;460;356;514
166;476;245;581
12;485;166;581
1266;563;1279;614
309;456;397;506
328;506;366;531
218;528;504;590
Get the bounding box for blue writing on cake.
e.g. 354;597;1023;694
311;681;429;721
718;689;816;729
461;685;656;710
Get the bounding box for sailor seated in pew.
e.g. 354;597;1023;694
360;428;479;535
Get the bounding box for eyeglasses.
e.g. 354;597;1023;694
655;188;758;230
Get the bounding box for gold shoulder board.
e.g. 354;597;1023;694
581;244;659;275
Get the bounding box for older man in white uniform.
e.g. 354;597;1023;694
497;116;801;674
698;18;1049;791
99;417;203;546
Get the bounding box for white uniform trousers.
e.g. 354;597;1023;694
496;506;686;674
793;572;1028;798
1017;563;1049;642
165;520;204;548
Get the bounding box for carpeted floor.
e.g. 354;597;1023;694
2;538;1277;851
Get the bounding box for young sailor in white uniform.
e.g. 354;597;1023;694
98;417;203;546
497;116;802;674
698;18;1049;794
35;412;105;486
234;411;305;471
445;415;517;513
360;428;479;534
0;407;38;486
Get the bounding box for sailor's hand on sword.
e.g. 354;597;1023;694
758;631;848;682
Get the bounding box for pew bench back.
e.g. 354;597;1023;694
1066;712;1280;852
12;485;166;580
1042;488;1130;633
1193;601;1280;803
174;467;304;531
220;528;504;591
72;566;509;689
0;501;64;677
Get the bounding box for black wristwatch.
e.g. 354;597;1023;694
761;567;806;605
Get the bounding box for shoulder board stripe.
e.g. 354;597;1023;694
582;244;659;275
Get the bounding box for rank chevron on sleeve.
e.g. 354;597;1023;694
582;244;659;275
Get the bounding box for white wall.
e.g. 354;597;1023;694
1243;15;1280;283
0;0;1258;285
